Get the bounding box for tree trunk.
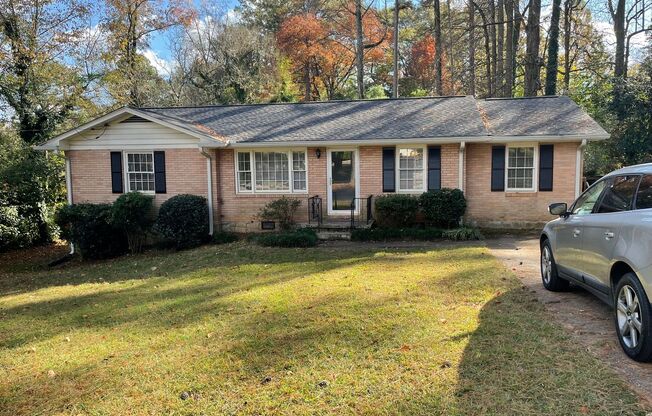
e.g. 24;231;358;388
611;0;626;78
496;0;505;96
513;0;522;86
304;63;312;101
524;0;541;96
544;0;562;95
393;0;399;98
433;0;443;95
563;0;572;92
488;0;497;96
447;0;454;94
504;0;514;96
355;0;365;99
468;0;476;96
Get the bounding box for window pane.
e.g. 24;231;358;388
636;175;652;210
507;147;534;190
596;175;639;213
126;153;154;192
572;179;608;215
255;152;289;191
398;148;424;190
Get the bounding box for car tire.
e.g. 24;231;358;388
614;272;652;362
540;239;569;292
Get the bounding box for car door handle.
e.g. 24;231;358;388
573;228;581;237
604;231;615;240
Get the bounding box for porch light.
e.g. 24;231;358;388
315;148;321;159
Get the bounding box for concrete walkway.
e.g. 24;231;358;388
486;235;652;404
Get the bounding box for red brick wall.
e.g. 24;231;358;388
68;142;580;232
68;148;209;206
464;142;579;228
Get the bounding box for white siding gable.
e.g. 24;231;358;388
66;121;200;150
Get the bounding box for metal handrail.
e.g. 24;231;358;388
308;195;322;227
350;195;374;229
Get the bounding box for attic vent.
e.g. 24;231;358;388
120;115;151;123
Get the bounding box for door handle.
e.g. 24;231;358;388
604;231;615;240
573;228;581;237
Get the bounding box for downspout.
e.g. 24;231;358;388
458;141;466;191
575;139;587;198
200;148;215;236
63;150;75;255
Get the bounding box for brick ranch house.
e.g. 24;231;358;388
36;95;609;232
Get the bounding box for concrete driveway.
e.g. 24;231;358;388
487;235;652;404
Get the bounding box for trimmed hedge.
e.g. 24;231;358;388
55;203;128;259
155;194;209;250
257;197;301;231
351;226;481;242
111;192;154;254
250;228;318;247
374;195;419;228
419;188;467;228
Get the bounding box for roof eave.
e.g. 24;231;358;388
33;107;227;151
214;133;609;148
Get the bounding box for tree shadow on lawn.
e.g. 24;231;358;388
449;288;647;415
1;245;504;415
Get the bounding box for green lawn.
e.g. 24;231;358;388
0;242;647;415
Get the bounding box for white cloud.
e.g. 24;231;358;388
143;49;173;77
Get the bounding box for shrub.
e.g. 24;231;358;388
374;195;419;228
442;226;483;241
258;197;301;231
155;194;209;250
351;227;444;241
419;188;467;228
252;228;318;247
212;231;238;244
0;205;40;251
55;203;127;259
111;192;154;254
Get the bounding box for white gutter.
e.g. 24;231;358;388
458;141;465;191
215;134;609;149
575;139;588;198
63;151;75;255
200;148;215;235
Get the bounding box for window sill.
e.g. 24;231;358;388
505;190;538;196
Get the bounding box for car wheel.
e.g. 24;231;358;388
614;273;652;362
540;240;569;291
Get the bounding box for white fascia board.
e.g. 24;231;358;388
34;107;227;151
213;134;609;148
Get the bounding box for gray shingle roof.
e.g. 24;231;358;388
476;96;607;137
138;95;608;144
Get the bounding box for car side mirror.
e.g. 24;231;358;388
548;202;568;217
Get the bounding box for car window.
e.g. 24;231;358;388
572;179;607;215
596;175;640;213
636;175;652;209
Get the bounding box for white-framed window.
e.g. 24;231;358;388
125;152;155;192
506;146;537;191
235;149;308;193
397;147;426;192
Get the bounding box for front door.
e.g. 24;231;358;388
328;150;358;215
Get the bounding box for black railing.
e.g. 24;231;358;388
308;195;323;227
350;195;374;229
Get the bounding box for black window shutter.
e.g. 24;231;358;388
539;144;554;192
427;146;441;191
382;147;396;192
110;151;123;194
154;151;167;194
491;146;506;192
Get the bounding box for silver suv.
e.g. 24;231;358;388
541;164;652;362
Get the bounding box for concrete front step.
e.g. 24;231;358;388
316;230;351;240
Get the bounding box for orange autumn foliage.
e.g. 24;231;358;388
407;34;452;93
